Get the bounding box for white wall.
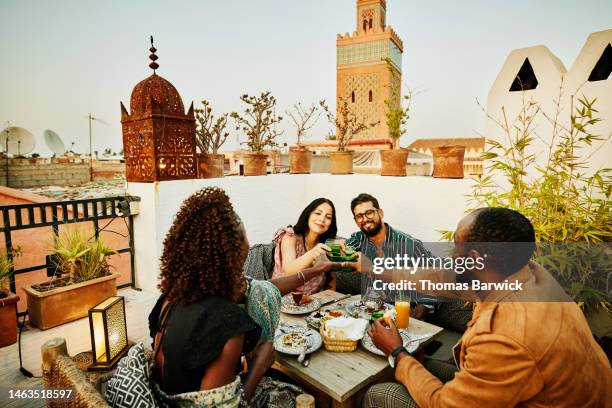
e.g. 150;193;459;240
128;175;473;293
486;29;612;177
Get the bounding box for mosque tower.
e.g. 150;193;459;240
337;0;403;140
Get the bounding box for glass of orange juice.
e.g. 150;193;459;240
395;292;411;329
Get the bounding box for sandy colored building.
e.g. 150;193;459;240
337;0;403;140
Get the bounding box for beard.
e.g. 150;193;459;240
361;219;383;237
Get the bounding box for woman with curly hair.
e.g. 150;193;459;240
272;197;338;294
148;187;338;407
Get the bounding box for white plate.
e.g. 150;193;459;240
361;329;425;356
273;329;323;355
345;300;393;319
280;294;322;315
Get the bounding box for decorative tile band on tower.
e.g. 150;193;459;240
337;0;403;140
120;37;196;182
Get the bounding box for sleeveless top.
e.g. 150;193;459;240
271;226;325;294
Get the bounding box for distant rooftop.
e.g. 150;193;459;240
24;179;126;201
408;137;485;151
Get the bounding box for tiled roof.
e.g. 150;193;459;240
408;137;485;151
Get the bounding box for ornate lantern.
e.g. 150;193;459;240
88;296;129;371
120;36;196;182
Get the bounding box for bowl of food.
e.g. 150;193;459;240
346;299;393;320
305;308;345;329
280;293;321;314
274;329;322;355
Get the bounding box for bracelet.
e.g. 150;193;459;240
297;271;306;285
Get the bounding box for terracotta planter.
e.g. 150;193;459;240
243;153;268;176
0;292;19;347
380;149;410;176
23;273;119;330
432;145;466;178
196;153;224;179
289;146;311;174
329;151;354;175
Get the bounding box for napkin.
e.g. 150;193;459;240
324;317;368;341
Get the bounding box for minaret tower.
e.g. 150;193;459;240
337;0;403;140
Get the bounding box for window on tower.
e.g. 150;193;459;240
363;19;367;32
369;19;373;29
351;91;356;103
369;90;373;102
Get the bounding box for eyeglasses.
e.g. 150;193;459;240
353;209;378;223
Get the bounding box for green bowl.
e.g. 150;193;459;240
327;254;357;262
327;255;345;262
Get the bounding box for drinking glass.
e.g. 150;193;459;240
395;291;411;329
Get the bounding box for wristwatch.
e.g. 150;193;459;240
388;345;408;368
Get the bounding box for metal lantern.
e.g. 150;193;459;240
88;296;129;371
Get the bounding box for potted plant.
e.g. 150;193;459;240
0;247;20;347
381;89;413;176
320;98;378;174
441;94;612;334
23;228;119;330
195;100;229;178
231;92;283;176
431;145;466;178
285;102;320;174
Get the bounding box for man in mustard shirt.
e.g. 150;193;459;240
365;207;611;408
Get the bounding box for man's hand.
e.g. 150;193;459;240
412;304;429;320
368;319;403;356
313;254;342;272
346;252;373;275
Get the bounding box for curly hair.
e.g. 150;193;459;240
158;187;245;304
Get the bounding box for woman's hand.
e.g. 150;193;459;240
243;340;275;401
308;243;331;262
313;254;342;272
253;340;275;370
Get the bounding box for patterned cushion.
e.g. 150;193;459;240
244;243;275;280
105;343;157;408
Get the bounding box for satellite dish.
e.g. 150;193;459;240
44;129;67;155
0;127;36;156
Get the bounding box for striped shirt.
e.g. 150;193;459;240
339;223;437;303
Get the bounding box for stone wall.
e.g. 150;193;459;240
0;156;125;188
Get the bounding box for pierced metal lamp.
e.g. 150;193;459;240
88;296;129;371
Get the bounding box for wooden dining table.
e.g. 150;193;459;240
274;290;444;408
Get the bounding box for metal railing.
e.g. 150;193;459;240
0;195;140;316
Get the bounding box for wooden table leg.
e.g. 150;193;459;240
331;396;354;408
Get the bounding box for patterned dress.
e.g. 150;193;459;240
271;227;325;294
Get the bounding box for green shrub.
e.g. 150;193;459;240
443;92;611;309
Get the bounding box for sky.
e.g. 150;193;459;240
1;0;611;156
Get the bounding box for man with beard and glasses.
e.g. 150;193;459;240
336;193;435;308
362;207;611;408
